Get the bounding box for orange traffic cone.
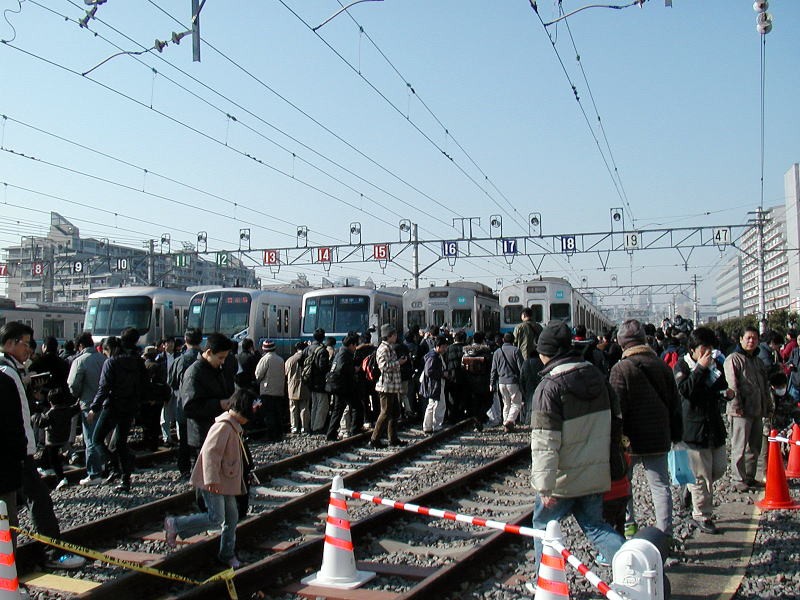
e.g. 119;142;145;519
784;424;800;479
757;430;800;510
0;500;21;599
301;476;375;589
534;520;570;600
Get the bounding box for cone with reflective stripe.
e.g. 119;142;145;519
0;500;21;599
756;430;800;510
301;476;375;589
784;423;800;479
534;520;570;600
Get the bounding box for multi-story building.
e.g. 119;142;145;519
715;163;800;319
0;212;257;306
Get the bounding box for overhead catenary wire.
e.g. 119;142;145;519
528;0;636;227
13;0;529;284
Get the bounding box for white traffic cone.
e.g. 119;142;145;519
301;476;375;589
0;500;21;599
534;520;570;600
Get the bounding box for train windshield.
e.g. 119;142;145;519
452;309;472;329
303;295;369;334
550;303;571;322
406;310;426;330
187;292;252;337
85;296;152;336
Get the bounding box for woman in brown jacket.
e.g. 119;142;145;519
164;389;253;568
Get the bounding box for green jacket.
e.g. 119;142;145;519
514;320;542;360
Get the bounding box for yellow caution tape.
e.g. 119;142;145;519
11;526;238;599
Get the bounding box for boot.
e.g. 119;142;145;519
114;475;131;493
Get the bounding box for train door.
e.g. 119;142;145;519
154;305;162;341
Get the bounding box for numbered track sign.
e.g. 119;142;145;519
501;239;518;255
32;262;44;277
73;260;84;274
115;257;129;271
175;254;189;268
624;232;640;251
263;249;279;265
316;247;332;263
713;227;731;247
442;241;458;258
0;264;8;276
215;252;229;266
373;243;389;261
560;235;576;253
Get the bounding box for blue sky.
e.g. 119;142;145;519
0;0;797;315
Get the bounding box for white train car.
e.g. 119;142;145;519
301;286;403;342
499;277;611;335
186;288;303;356
403;281;500;337
84;286;193;346
0;298;84;344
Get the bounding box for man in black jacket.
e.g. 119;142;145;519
168;328;203;478
0;369;27;550
325;333;361;441
180;333;233;454
89;328;147;493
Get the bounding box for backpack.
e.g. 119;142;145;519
361;350;381;382
462;347;488;375
663;351;679;369
302;346;322;384
325;353;346;393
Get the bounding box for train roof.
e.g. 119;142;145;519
404;281;495;297
87;286;194;299
303;286;404;298
189;287;302;300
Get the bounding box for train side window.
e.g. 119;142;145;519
432;310;445;327
155;307;161;329
284;308;289;333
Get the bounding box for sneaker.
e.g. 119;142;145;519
164;516;178;548
690;517;719;535
524;581;537;594
55;478;68;491
45;553;86;570
624;523;638;539
732;481;750;492
37;468;56;477
222;555;241;569
596;553;611;567
503;422;515;433
79;475;103;486
367;439;387;449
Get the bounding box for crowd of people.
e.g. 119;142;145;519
3;312;800;579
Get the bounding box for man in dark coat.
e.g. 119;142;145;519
674;326;732;534
0;369;27;549
325;333;361;441
609;319;681;537
89;327;148;492
168;328;203;478
180;333;234;453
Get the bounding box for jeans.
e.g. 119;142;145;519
93;410;134;477
173;489;239;561
628;453;673;535
81;410;103;478
160;393;177;443
328;393;364;439
531;493;624;566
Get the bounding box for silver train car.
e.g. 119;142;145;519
499;277;611;335
301;286;403;342
84;286;193;346
0;298;84;345
403;281;500;337
187;287;303;356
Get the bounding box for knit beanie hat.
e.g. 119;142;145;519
617;319;647;350
536;320;573;357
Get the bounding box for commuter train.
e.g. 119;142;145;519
301;286;403;342
187;287;303;356
84;286;193;346
403;281;500;337
0;298;84;344
499;277;612;335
